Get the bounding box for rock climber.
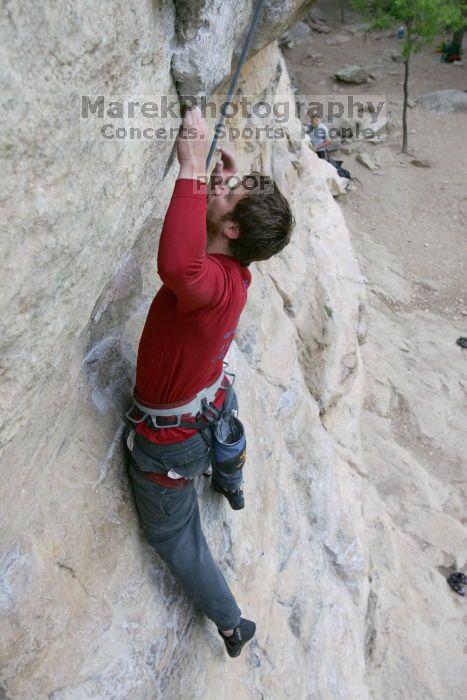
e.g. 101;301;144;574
306;115;332;159
125;105;294;658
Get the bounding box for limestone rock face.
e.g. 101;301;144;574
1;2;369;698
172;0;316;95
352;231;467;700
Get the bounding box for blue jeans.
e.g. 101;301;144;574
126;387;244;630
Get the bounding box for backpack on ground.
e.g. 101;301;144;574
328;156;352;180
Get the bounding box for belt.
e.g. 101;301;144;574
145;472;191;489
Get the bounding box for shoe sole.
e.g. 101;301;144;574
223;623;256;658
212;482;244;510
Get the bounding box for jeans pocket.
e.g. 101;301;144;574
161;481;194;517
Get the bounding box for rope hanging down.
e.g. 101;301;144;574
205;0;266;169
163;0;266;179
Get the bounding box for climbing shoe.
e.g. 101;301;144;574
218;618;256;658
212;481;245;510
448;571;467;596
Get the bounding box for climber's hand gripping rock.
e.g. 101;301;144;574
177;106;209;181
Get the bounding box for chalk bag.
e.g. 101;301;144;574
212;412;247;474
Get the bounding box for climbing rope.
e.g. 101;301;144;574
163;0;265;178
205;0;266;169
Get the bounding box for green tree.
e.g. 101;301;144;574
352;0;461;152
449;1;467;58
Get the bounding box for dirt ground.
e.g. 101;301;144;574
284;0;467;321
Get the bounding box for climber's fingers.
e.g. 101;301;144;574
216;147;238;175
184;104;194;125
181;105;207;140
212;147;224;174
177;106;209;172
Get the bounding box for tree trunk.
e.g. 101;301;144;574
402;54;409;153
451;28;464;54
341;0;345;24
451;7;467;56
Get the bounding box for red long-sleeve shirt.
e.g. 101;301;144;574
134;178;251;444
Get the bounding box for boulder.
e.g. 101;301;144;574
334;64;370;84
288;20;312;45
280;21;312;49
418;90;467;114
326;33;352;46
308;20;332;33
410;159;432;168
356;152;378;170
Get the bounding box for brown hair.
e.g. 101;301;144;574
224;173;295;266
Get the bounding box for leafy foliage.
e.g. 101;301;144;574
350;1;463;153
352;0;462;57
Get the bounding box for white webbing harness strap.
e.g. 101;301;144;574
128;371;226;428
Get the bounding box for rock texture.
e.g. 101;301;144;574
283;11;467;698
352;231;467;700
172;0;316;95
1;3;371;698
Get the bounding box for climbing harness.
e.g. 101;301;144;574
126;370;227;428
125;365;247;481
163;0;266;178
125;363;236;430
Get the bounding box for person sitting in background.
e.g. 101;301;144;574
305;116;332;159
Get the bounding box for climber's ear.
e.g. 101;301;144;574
221;220;241;240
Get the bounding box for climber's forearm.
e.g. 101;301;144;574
316;139;332;151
